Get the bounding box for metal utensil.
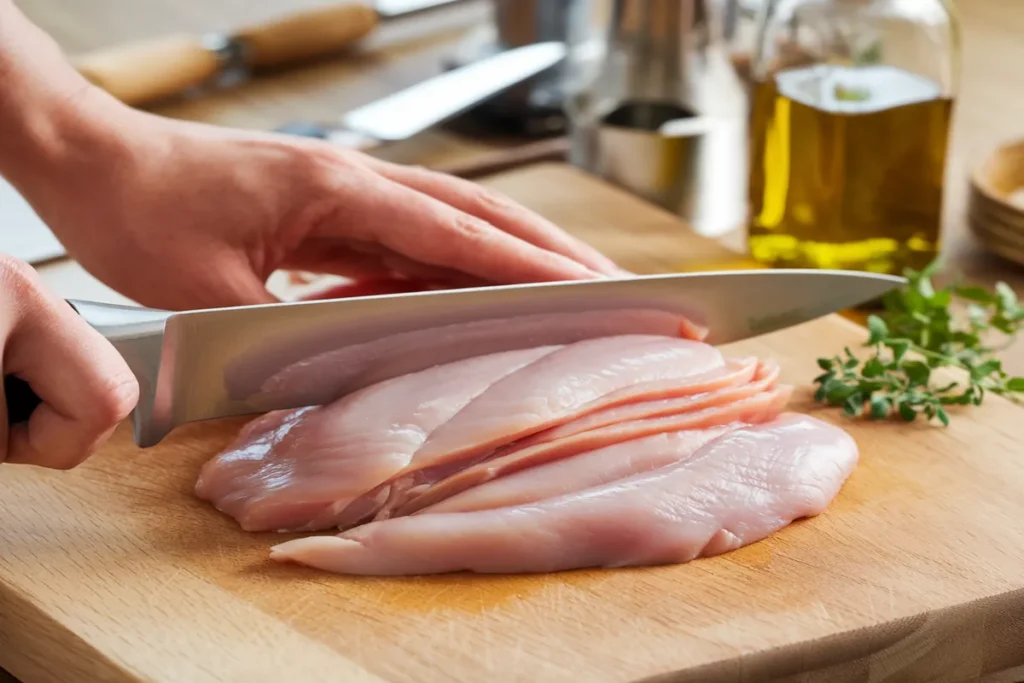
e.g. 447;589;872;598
440;0;577;135
274;41;567;146
71;0;472;108
564;0;750;237
4;270;903;447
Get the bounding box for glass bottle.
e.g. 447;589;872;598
743;0;960;274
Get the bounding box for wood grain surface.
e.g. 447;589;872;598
2;163;1024;683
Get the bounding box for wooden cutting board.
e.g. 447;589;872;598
3;163;1024;683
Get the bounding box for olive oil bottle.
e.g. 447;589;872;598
744;0;960;275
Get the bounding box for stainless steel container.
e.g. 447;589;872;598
564;0;750;237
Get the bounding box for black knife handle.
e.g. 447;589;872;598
4;299;79;426
5;375;42;425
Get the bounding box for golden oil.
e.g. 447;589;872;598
746;64;954;274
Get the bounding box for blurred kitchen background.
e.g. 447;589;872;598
4;0;1024;290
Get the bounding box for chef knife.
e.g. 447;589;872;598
272;41;567;147
4;269;903;448
71;0;472;108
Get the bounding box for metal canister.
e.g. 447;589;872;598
563;0;750;238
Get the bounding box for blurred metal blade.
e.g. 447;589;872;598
339;41;566;142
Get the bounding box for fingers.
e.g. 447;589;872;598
365;159;628;277
174;249;280;309
0;257;139;469
281;238;493;289
314;166;609;285
205;259;281;308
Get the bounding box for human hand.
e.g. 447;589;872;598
26;97;624;311
0;257;138;469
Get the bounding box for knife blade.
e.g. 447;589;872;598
71;0;473;108
275;41;568;147
3;269;903;448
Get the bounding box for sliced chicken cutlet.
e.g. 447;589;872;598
410;335;725;466
237;309;705;404
194;345;561;532
413;424;741;515
392;381;792;517
197;335;725;532
268;414;859;575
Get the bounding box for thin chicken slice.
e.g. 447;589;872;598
391;384;792;517
416;424;741;515
228;309;705;403
356;354;756;522
516;359;775;448
268;414;859;576
406;335;726;472
194;345;560;532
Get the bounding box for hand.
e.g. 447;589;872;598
27;99;624;311
0;257;138;469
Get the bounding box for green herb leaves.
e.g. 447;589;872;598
814;261;1024;425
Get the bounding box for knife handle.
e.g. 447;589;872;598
236;2;380;69
73;34;223;107
4;375;41;427
2;299;82;428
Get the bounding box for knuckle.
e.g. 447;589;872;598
448;213;494;242
307;145;362;177
470;186;517;215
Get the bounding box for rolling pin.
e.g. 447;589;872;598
71;0;468;107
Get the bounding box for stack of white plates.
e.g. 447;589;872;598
969;139;1024;267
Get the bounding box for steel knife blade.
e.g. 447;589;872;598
4;269;903;448
276;41;567;146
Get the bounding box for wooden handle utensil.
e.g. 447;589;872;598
74;34;223;106
71;2;383;107
235;3;378;68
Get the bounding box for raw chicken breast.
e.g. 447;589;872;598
515;359;774;447
370;358;769;518
391;384;793;517
199;328;860;578
195;345;560;531
199;335;725;532
408;335;726;469
268;414;858;575
414;424;740;515
224;308;705;403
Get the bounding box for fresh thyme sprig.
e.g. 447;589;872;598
814;261;1024;425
